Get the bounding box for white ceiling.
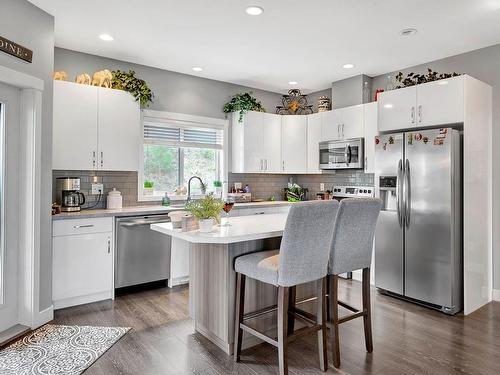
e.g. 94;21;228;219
30;0;500;94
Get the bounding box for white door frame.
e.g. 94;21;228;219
0;65;47;328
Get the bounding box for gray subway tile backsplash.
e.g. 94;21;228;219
53;170;374;208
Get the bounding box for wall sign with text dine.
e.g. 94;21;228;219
0;36;33;63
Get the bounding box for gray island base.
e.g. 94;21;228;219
151;214;317;354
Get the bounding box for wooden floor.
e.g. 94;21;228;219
53;280;500;375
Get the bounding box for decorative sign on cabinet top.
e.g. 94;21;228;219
0;35;33;63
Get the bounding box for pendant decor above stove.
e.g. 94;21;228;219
276;89;313;115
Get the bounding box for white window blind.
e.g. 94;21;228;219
143;118;223;150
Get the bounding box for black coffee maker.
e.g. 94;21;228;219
56;177;86;212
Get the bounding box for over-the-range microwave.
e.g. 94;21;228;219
319;138;364;170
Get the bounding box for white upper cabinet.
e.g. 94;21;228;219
416;76;464;127
363;102;378;173
53;81;140;171
321;109;342;141
340;104;364;139
98;87;140;171
232;111;264;173
378;75;465;131
306;112;322;174
53;81;98;170
282;115;307;173
262;112;282;173
378;85;417;131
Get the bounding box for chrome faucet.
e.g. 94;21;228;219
187;176;206;202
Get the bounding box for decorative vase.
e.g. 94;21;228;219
199;218;214;233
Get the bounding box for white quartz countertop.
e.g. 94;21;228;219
52;201;291;220
151;213;288;244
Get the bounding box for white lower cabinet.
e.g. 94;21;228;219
52;218;113;309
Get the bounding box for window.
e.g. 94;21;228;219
139;111;225;200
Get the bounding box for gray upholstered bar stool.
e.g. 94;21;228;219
233;200;340;375
326;197;382;368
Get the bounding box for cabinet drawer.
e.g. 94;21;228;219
53;217;113;236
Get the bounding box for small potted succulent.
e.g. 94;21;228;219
143;180;154;196
185;194;225;233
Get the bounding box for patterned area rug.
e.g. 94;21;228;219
0;324;130;375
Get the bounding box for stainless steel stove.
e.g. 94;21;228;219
331;185;375;200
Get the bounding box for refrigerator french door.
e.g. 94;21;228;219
374;128;462;314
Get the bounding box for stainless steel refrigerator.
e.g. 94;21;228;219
374;128;462;314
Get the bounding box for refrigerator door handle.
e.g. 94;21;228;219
405;159;411;227
396;159;403;228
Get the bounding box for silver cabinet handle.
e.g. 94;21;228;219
418;105;422;123
254;212;265;215
405;159;411;228
100;151;104;168
264;159;268;171
410;106;415;124
259;159;263;171
342;124;345;139
282;160;285;171
337;124;340;139
92;151;96;168
365;156;368;171
107;237;111;254
73;224;94;229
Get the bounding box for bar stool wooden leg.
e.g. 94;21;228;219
234;273;246;362
362;268;373;353
329;274;341;368
288;286;296;334
277;286;289;375
317;277;328;371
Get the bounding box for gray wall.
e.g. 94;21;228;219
0;0;54;311
370;43;500;290
55;48;282;119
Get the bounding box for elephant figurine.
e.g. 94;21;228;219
53;71;68;81
75;73;91;85
91;69;113;88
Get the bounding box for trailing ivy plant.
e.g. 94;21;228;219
111;70;154;108
395;68;461;88
223;92;265;123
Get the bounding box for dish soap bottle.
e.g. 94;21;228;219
162;193;170;207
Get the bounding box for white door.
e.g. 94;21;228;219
341;104;364;139
321;110;342;141
307;113;322;173
98;87;140;171
0;83;20;333
282;115;307;173
416;76;464;127
262;113;282;173
53;81;98;170
377;86;417;131
363;102;378;173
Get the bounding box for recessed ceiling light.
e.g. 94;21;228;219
99;33;114;41
192;66;203;72
246;6;264;16
400;28;417;37
342;63;355;69
288;81;298;85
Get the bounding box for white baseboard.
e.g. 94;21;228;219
492;289;500;302
168;276;189;288
53;291;112;310
32;305;54;329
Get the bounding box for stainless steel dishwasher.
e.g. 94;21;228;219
115;215;172;288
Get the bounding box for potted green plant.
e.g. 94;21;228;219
111;69;154;108
185;194;225;232
143;180;154;196
223;92;265;123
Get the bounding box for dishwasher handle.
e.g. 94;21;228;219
119;218;171;227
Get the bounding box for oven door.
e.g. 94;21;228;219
319;139;364;169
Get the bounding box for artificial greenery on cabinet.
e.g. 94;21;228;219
395;68;461;88
223;92;265;123
111;70;154;108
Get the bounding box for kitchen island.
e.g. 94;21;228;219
151;213;316;354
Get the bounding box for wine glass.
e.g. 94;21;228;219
221;198;235;226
